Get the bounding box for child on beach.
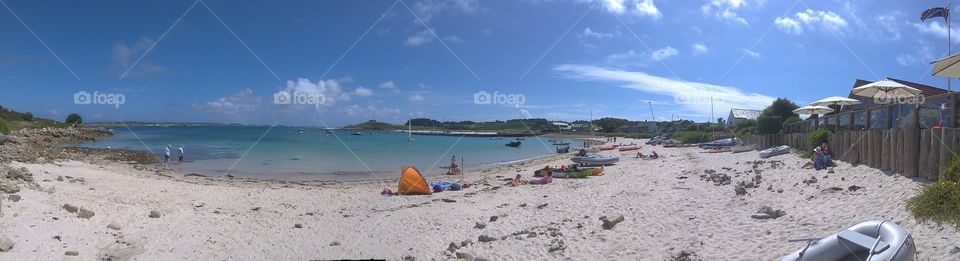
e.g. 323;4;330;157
511;174;528;186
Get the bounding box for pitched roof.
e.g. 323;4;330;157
729;108;762;120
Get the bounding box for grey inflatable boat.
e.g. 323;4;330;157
759;145;790;158
780;220;916;261
571;155;620;166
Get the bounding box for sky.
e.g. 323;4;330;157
0;0;957;127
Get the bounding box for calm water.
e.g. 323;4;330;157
75;126;580;181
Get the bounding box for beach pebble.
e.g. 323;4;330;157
193;202;204;208
62;204;79;213
64;251;79;256
0;182;19;194
107;221;121;230
455;251;473;260
78;207;95;219
548;239;566;252
474;222;486;229
478;235;497;243
447;242;459;252
460;240;473;247
489;216;498;222
0;234;13;252
329;241;340;246
734;186;747;196
294;223;303;228
7;194;20;202
441;199;456;203
751;206;786;219
600;215;625;230
148;210;161;218
57;175;64;181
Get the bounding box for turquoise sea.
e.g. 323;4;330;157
74;126;581;181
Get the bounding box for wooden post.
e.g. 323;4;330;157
951;95;958;128
886;106;894;130
920;129;930;178
906;108;920;177
881;130;890;170
895;129;903;173
930;128;942;180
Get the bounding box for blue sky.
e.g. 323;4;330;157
0;0;957;126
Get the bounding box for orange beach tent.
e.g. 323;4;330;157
397;166;432;195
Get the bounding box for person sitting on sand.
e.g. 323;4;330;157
802;147;822;169
813;146;828;170
636;151;644;158
819;143;834;168
511;174;528;186
577;148;588;157
649;151;659;159
446;155;461;175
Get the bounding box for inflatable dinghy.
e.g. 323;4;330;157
571;155;620;166
780;220;915;261
759;145;790;158
698;137;741;149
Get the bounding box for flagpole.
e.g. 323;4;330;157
949;2;953;93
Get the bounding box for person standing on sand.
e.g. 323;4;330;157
177;145;185;173
163;144;171;170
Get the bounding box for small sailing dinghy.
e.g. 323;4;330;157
780;220;916;261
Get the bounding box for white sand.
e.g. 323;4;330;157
2;138;959;260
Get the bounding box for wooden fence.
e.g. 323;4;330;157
741;127;960;181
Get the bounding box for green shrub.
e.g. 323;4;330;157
943;156;960;183
677;131;707;144
906;180;960;231
65;113;82;125
22;112;33;121
757;116;782;134
782;116;801;128
811;128;831;150
0;118;9;135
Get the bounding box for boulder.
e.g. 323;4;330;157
65;251;79;256
107;222;121;230
0;181;19;194
601;215;625;230
148;210;161;218
478;235;497;243
474;222;486;229
7;194;20;202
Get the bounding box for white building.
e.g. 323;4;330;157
726;108;762;128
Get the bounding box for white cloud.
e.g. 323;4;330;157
344;105;401;117
405;30;433;46
410;0;478;23
599;0;661;19
634;0;662;20
581;27;615;39
379;81;400;92
443;35;463;43
193;88;263;115
606;49;639;62
279;78;350;106
419;82;432;89
774;17;803;35
739;48;760;58
913;21;960;44
408;94;425;102
554;64;775;117
701;0;760;25
112;37;165;77
775;9;848;35
650;46;678;61
692;43;708;55
353;86;374;97
896;43;934;66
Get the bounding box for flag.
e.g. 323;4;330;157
921;7;949;22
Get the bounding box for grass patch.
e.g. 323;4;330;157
906;180;960;231
0;118;9;135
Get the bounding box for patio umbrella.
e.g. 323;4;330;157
810;96;862;107
932;53;960;78
792;105;834;115
850;80;921;101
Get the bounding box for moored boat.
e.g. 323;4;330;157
698;137;741;149
759;145;790;158
505;141;522;147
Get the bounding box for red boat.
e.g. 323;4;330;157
618;146;641;152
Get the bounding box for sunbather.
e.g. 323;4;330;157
818;143;834;168
511;174;528;186
529;175;553;185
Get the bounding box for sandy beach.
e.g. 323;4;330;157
0;133;958;260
